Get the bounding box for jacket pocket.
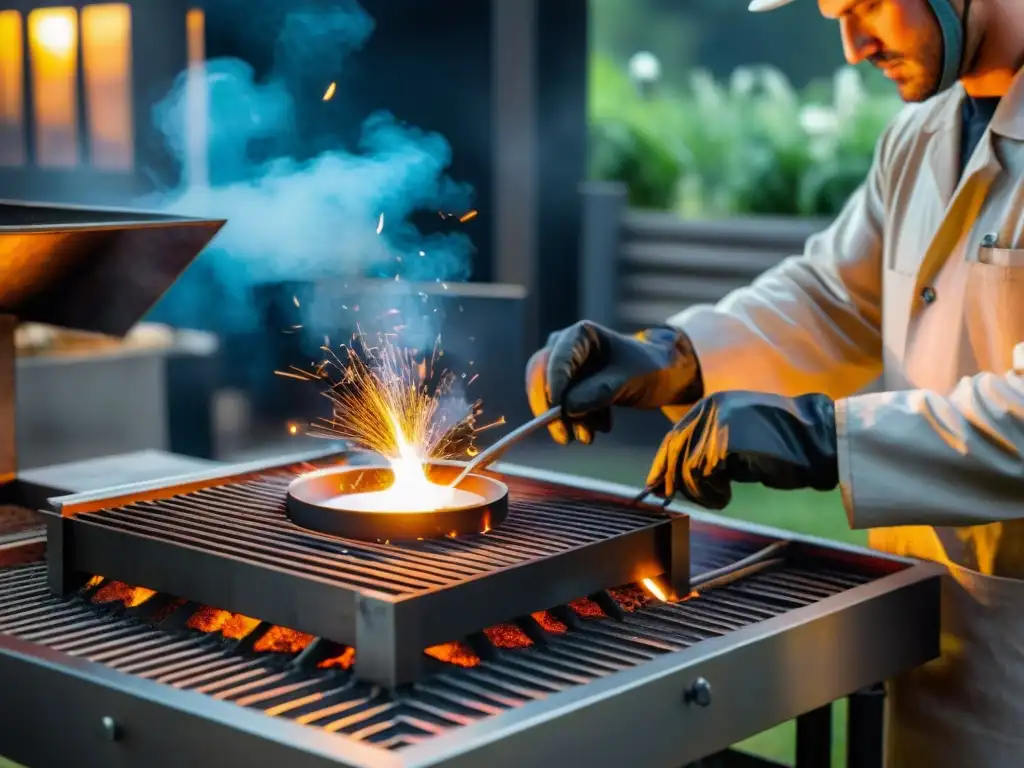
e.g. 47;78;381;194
964;254;1024;372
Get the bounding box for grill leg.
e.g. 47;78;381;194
846;683;886;768
795;703;832;768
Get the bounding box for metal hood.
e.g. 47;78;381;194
0;200;225;337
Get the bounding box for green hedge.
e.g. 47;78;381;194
589;55;902;217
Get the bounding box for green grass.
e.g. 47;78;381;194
505;441;865;766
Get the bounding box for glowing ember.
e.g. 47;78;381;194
254;626;315;654
610;585;652;612
188;608;229;633
531;611;568;633
425;641;481;668
222;614;262;640
280;331;503;514
92;581;156;608
569;598;606;619
318;647;356;670
483;623;533;649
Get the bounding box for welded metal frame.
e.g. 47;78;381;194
42;450;691;687
0;485;942;768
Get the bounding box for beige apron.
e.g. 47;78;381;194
668;72;1024;767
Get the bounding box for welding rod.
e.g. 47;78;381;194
449;406;562;487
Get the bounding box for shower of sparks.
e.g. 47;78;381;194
276;330;502;465
323;82;337;101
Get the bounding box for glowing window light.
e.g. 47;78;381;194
82;4;133;171
28;7;79;168
0;11;25;167
185;8;208;187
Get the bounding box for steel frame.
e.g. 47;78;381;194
41;449;690;687
0;461;942;768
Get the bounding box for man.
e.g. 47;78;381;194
525;0;1024;765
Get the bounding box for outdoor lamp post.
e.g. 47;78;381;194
628;50;661;98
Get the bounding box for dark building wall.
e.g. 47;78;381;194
536;0;587;338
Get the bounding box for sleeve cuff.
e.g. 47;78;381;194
834;397;862;529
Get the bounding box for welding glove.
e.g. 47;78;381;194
644;391;839;510
525;320;704;445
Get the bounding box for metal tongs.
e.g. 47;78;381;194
449;407;673;511
448;407;562;487
630;486;673;510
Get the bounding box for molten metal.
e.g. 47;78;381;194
277;331;501;515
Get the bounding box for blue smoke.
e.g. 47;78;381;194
145;1;475;334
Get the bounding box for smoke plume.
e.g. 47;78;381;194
145;0;475;334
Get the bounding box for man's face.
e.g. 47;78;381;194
819;0;946;102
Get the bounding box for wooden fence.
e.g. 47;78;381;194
579;182;829;332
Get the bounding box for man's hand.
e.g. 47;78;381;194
645;391;839;510
525;321;704;445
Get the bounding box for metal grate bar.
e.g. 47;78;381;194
75;471;681;596
0;532;880;751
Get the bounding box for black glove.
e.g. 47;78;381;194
525;320;704;445
645;391;839;510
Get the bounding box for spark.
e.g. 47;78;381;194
292;295;300;307
274;370;311;381
323;82;337;101
298;329;485;465
376;213;385;235
459;209;479;223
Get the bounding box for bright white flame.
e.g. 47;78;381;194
387;413;444;500
641;577;668;602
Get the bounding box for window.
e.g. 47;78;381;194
82;3;133;171
0;11;25;167
185;7;208;186
28;7;79;168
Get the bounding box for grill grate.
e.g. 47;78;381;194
49;464;694;686
78;470;678;595
0;534;875;751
